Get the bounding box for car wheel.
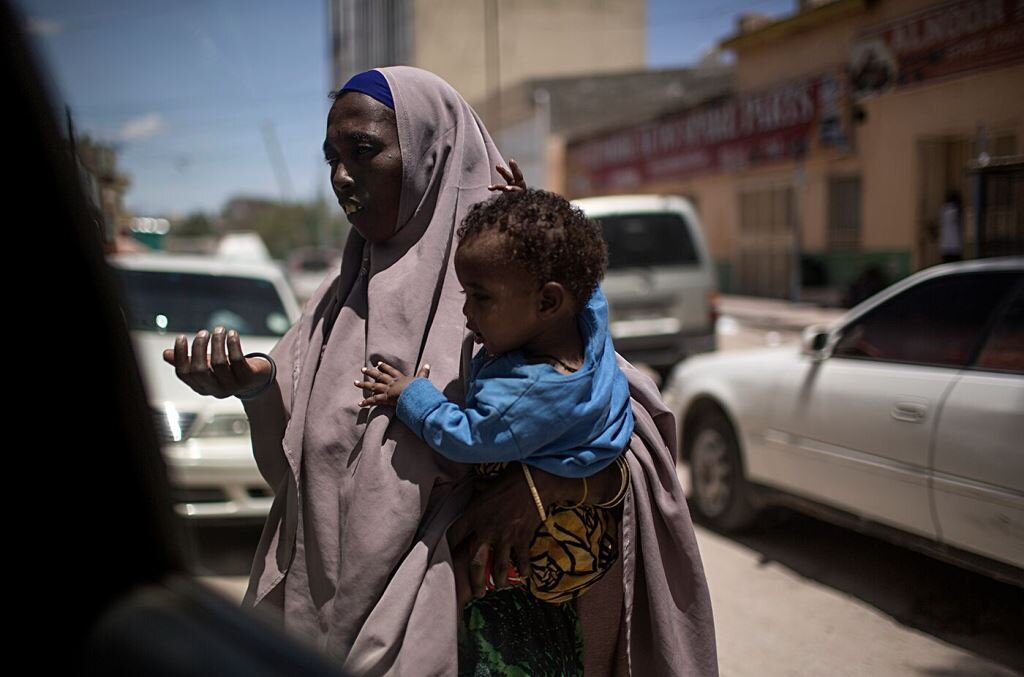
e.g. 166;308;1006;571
687;407;758;531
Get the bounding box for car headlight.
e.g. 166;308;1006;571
193;414;251;438
154;404;198;443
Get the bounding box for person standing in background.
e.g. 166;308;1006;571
940;190;964;263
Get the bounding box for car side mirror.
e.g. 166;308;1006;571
801;324;833;361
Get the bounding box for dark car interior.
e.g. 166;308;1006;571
3;1;342;672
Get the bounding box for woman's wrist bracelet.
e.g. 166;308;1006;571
237;352;276;400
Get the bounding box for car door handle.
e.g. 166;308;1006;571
891;402;928;423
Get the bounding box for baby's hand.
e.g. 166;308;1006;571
355;361;430;408
487;159;526;193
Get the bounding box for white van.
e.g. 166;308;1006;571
573;195;718;372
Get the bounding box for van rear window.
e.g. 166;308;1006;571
597;212;699;269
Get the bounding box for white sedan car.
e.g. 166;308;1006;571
110;254;301;521
665;258;1023;584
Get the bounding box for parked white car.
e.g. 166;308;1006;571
110;253;302;521
665;258;1024;584
573;195;718;373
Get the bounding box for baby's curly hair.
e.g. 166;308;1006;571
457;189;608;308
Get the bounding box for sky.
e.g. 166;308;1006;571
16;0;792;217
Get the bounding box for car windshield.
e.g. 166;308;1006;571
598;212;699;269
114;268;291;337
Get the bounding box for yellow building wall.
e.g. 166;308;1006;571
858;64;1024;259
562;0;1023;294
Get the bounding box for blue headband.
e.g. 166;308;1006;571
338;70;394;110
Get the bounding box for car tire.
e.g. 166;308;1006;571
686;407;758;531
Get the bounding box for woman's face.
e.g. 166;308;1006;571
324;92;403;242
